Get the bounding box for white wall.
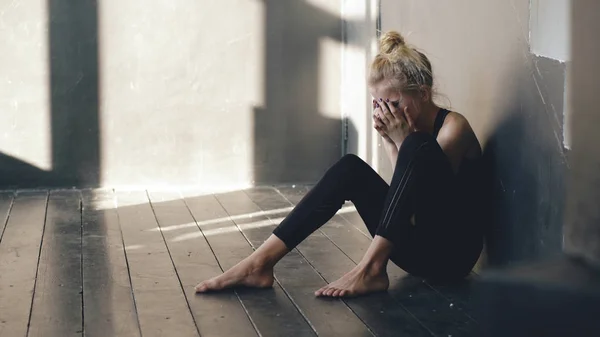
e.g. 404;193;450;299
0;0;345;190
530;0;571;62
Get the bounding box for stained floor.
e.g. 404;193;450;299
0;186;479;337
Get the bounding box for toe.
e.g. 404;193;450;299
332;288;342;297
315;286;328;296
195;282;207;293
325;288;336;297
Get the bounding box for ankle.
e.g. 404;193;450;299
246;234;289;270
357;258;388;275
246;253;275;271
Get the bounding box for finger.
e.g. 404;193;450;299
403;107;415;131
385;98;399;119
373;103;382;119
378;99;392;124
381;100;399;124
372;114;385;128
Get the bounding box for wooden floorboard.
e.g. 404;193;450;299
387;276;479;337
28;190;83;337
284;186;480;337
270;187;433;337
243;187;375;337
188;191;316;337
425;275;479;322
0;191;14;244
81;190;140;337
148;191;258;337
0;186;480;337
115;191;198;337
0;191;48;337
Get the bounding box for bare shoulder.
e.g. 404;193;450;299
444;111;472;132
437;111;470;139
438;111;481;157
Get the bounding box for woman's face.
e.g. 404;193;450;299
369;83;421;123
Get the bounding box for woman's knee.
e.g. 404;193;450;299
399;131;436;154
324;154;372;185
337;153;367;170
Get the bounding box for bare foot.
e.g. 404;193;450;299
315;264;389;298
195;258;274;293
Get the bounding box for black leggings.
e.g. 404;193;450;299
273;132;483;280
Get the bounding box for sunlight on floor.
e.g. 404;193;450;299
151;204;358;235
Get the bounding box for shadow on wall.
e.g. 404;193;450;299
481;54;568;268
253;1;365;184
0;0;100;189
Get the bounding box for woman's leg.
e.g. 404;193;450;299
317;132;461;297
195;235;287;292
273;153;389;249
375;132;462;279
196;154;389;292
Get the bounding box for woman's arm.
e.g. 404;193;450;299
382;138;399;171
373;111;400;171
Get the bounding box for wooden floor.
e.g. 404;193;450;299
0;186;479;337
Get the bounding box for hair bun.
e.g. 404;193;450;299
379;31;405;54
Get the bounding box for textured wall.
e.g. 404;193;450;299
564;0;600;267
380;0;569;267
0;0;343;189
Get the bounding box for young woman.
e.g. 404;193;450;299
195;31;484;298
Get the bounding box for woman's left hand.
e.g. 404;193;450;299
376;99;414;147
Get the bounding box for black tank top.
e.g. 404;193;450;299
432;108;450;139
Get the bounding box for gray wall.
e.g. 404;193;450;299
0;0;344;190
564;0;600;267
380;0;569;267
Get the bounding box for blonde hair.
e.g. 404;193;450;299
369;31;433;93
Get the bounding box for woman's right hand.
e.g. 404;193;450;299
376;99;413;147
373;113;394;144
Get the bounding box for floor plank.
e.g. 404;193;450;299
147;191;258;337
0;191;15;243
0;191;48;337
426;274;479;322
387;276;479;337
115;191;198;337
28;190;83;337
242;187;375;337
285;186;479;336
186;194;314;336
81;190;140;337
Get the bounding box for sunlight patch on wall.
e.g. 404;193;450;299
97;0;264;189
318;37;343;120
0;0;51;171
341;0;378;164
